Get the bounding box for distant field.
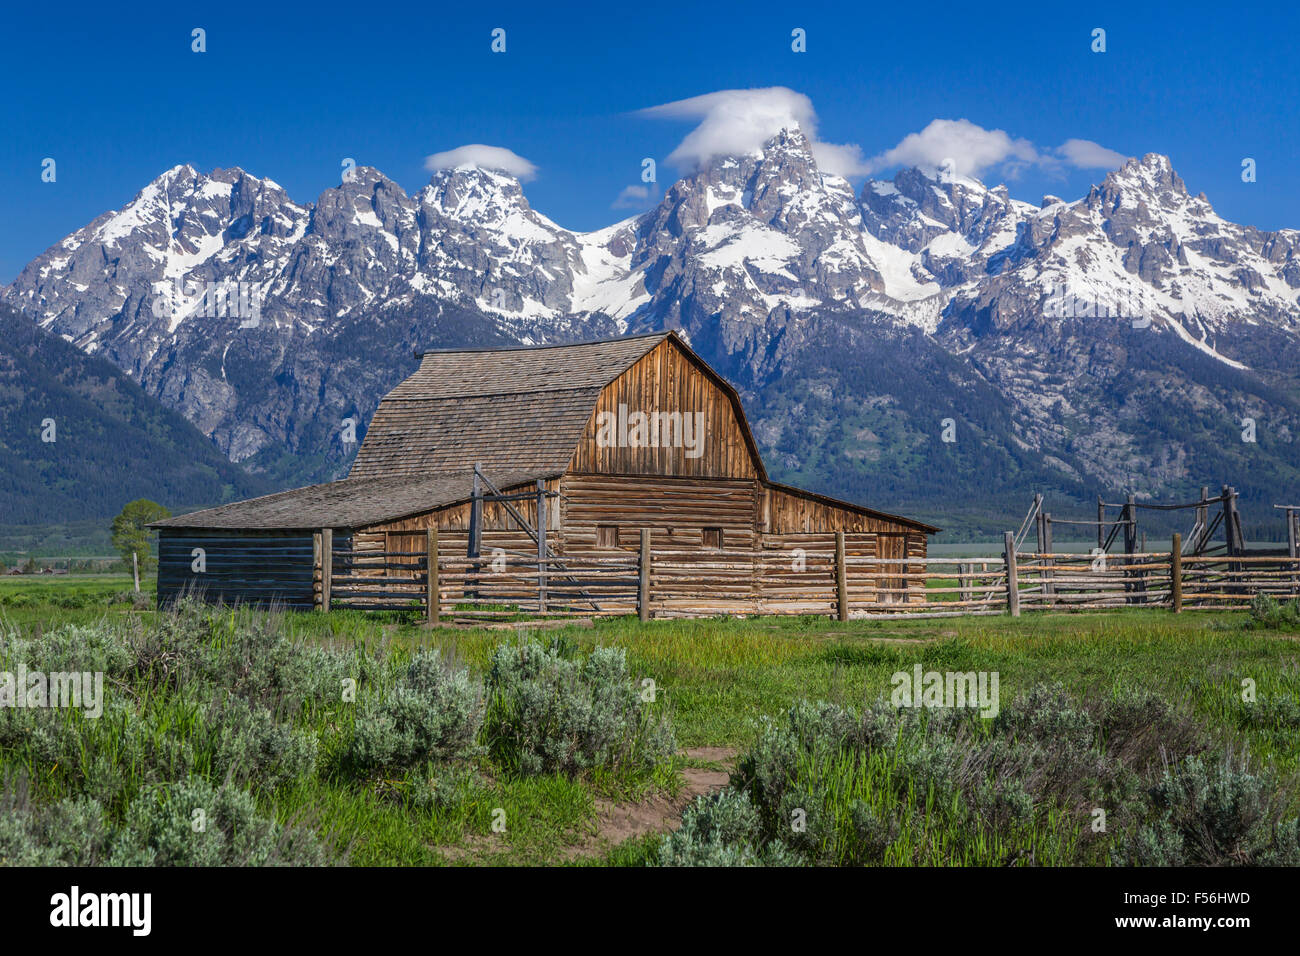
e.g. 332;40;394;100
0;573;149;626
2;577;1299;866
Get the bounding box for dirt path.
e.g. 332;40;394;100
436;747;738;864
563;747;737;859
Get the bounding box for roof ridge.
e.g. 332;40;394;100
415;330;671;357
381;383;604;402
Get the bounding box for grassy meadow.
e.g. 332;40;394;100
2;573;1299;866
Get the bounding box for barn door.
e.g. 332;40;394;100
880;535;905;605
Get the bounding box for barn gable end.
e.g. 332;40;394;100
569;337;763;479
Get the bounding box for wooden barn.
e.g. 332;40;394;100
153;332;938;617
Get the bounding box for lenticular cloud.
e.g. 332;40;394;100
866;119;1127;179
638;87;872;178
867;119;1040;178
424;144;538;181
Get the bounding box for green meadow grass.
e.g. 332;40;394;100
2;576;1298;865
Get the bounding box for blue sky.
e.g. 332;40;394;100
3;0;1297;283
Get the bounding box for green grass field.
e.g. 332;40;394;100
3;574;1299;866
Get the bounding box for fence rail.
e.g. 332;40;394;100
313;528;1300;621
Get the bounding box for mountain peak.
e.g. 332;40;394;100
154;163;198;183
421;163;529;218
1103;152;1186;196
427;162;523;187
761;125;814;155
333;165;403;192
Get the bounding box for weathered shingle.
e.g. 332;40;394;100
156;333;673;531
389;333;670;399
152;470;553;531
348;388;603;480
350;333;670;479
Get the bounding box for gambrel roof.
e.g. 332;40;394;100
348;331;766;481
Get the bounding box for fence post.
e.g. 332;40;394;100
1043;513;1054;603
132;552;140;593
1003;531;1020;617
320;528;332;613
835;531;848;622
313;532;322;610
468;465;482;599
1196;486;1209;553
1170;532;1182;614
1287;508;1298;597
638;528;651;622
536;480;547;614
959;562;972;603
1223;485;1243;597
1097;496;1105;552
1125;494;1144;604
426;526;439;625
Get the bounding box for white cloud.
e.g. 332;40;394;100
611;184;659;209
636;91;1128;184
638;87;871;177
868;119;1039;178
868;119;1127;179
809;141;872;178
424;144;538;181
1053;138;1128;170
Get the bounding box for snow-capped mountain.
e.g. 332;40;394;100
627;129;887;336
6;129;1300;522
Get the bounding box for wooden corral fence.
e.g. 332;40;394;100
312;528;1300;622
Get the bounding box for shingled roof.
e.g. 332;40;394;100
154;333;676;531
391;332;672;399
348;332;672;480
153;470;553;531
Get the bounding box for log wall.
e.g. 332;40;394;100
340;473;929;616
569;339;760;479
157;530;317;609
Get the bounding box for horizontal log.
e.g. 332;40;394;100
845;555;1007;566
849;609;1006;620
1183;556;1300;564
1016;551;1170;560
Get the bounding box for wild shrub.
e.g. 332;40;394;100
484;641;676;778
1;622;133;677
347;648;483;775
0;775;330;866
139;600;354;710
656;790;798;867
111;589;152;608
207;694;319;792
409;767;489;814
671;683;1300;868
1098;687;1206;772
0;689;316;808
113;777;331;866
733;699;970;864
0;781;113;866
1247;594;1300;630
1236;692;1300;751
988;683;1111;806
1117;752;1300;866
